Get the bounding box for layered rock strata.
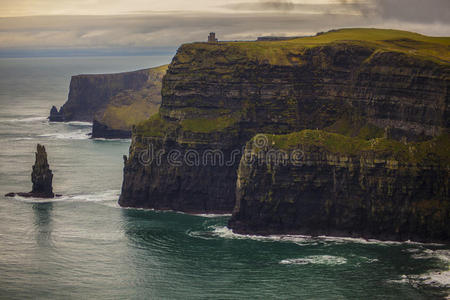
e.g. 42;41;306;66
228;131;449;242
120;28;449;217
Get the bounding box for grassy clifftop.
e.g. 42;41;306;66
260;130;450;166
177;28;449;66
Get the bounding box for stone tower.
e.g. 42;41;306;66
208;32;218;43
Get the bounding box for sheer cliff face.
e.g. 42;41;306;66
92;65;167;137
119;29;449;213
49;66;167;134
163;42;448;138
60;69;151;122
228;131;450;242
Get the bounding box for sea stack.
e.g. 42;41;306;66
5;144;55;198
48;105;64;122
31;144;54;197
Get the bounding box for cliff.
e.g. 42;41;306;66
119;28;449;224
228;131;450;242
49;65;167;138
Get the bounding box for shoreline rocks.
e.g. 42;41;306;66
48;106;64;122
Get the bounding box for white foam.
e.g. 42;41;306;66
12;137;33;141
192;213;232;218
69;190;120;202
207;226;313;243
420;270;450;288
280;255;347;266
66;121;92;126
38;129;90;140
411;249;450;263
204;226;441;246
9;189;120;204
317;235;405;245
356;256;379;263
413;249;450;289
387;274;418;285
4;116;47;123
390;248;450;293
92;138;131;142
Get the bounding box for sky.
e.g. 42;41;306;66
0;0;449;56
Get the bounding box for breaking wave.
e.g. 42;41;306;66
3;116;47;123
280;255;347;266
92;138;131;143
9;189;120;205
38;129;90;140
191;226;442;247
65;121;92;126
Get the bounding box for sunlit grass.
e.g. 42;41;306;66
185;28;449;66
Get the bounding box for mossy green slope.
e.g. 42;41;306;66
96;64;168;132
259;130;450;166
182;28;450;66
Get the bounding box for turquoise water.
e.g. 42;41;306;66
0;56;449;299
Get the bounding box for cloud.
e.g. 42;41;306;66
373;0;450;24
223;1;295;11
0;1;449;54
0;12;370;50
223;1;368;15
337;0;450;24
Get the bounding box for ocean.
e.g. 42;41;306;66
0;56;448;299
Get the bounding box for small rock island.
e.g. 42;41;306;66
6;144;55;198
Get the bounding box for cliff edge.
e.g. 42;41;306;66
228;131;449;242
119;28;449;240
49;65;167;138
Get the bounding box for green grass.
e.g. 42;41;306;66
325;114;385;140
262;130;450;166
135;107;239;136
135;113;178;137
98;64;168;131
101;99;160;130
182;28;449;66
181;115;238;133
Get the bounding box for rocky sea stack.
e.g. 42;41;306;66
6;144;55;198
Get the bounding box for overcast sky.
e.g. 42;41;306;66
0;0;449;55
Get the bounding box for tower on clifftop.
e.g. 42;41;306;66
208;32;218;43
